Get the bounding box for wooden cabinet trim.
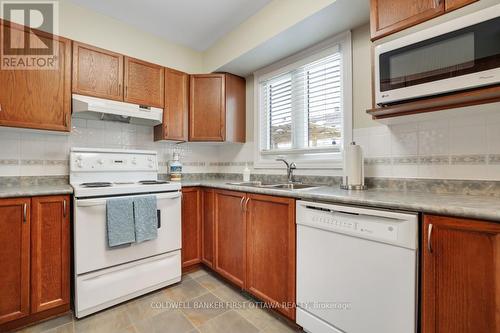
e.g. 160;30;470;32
445;0;478;12
214;189;246;287
181;187;202;268
422;214;500;333
72;41;124;101
30;195;70;314
245;193;296;320
0;20;71;132
201;188;215;268
189;74;226;141
370;0;445;41
0;197;31;325
124;57;164;108
154;68;189;141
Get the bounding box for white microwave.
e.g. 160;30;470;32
375;4;500;106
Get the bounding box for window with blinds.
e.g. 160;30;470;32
259;47;344;155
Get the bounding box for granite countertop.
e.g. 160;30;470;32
182;180;500;222
0;184;74;198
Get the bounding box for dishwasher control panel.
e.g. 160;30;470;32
297;200;418;249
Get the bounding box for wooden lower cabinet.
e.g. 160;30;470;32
31;196;70;313
214;190;246;287
201;189;215;268
181;188;202;269
211;189;296;320
422;215;500;333
0;198;31;325
246;194;296;320
0;195;70;331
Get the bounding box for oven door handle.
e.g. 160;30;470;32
76;191;182;207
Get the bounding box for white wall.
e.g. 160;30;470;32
0;0;203;73
203;0;337;73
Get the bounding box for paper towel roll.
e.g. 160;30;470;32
344;142;364;186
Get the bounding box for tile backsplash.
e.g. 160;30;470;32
354;106;500;180
2;105;500;181
0;117;221;176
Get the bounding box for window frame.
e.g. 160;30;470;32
253;31;352;169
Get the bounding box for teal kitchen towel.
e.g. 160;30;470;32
106;197;136;247
133;196;158;243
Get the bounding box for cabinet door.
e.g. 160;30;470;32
214;190;246;287
72;41;124;101
422;215;500;333
370;0;444;40
181;187;202;268
225;74;246;143
124;57;164;108
246;194;296;320
189;74;225;141
31;195;70;313
445;0;477;11
0;22;71;131
201;189;215;268
154;68;189;141
0;198;30;324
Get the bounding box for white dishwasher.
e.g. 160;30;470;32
296;200;418;333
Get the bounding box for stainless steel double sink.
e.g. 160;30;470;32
226;181;319;191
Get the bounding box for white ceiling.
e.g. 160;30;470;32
218;0;370;76
68;0;272;51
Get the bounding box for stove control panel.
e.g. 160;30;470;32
70;149;158;172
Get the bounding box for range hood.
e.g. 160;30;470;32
72;94;163;126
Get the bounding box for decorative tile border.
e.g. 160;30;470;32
451;154;486;165
418;155;450;165
364;157;391;166
0;159;19;165
364;154;492;166
392;156;418;165
488;154;500;165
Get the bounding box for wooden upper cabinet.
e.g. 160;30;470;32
246;194;296;320
189;74;245;142
154;68;189;141
181;187;202;269
31;195;70;314
214;190;246;287
370;0;444;40
124;57;164;108
201;189;215;268
0;21;71;132
0;198;30;325
422;215;500;333
72;41;124;101
445;0;477;11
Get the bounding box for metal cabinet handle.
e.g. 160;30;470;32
23;203;27;223
244;198;250;212
427;224;433;253
240;197;245;211
63;199;67;218
64;114;68;127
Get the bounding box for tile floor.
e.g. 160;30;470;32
16;268;302;333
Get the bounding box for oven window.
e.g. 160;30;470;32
380;16;500;92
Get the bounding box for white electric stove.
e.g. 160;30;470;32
70;148;182;318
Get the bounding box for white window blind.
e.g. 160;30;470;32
260;46;344;155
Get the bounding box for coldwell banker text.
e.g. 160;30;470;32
1;1;59;70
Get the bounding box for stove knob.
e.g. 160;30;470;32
97;159;104;165
131;158;137;165
148;163;153;168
